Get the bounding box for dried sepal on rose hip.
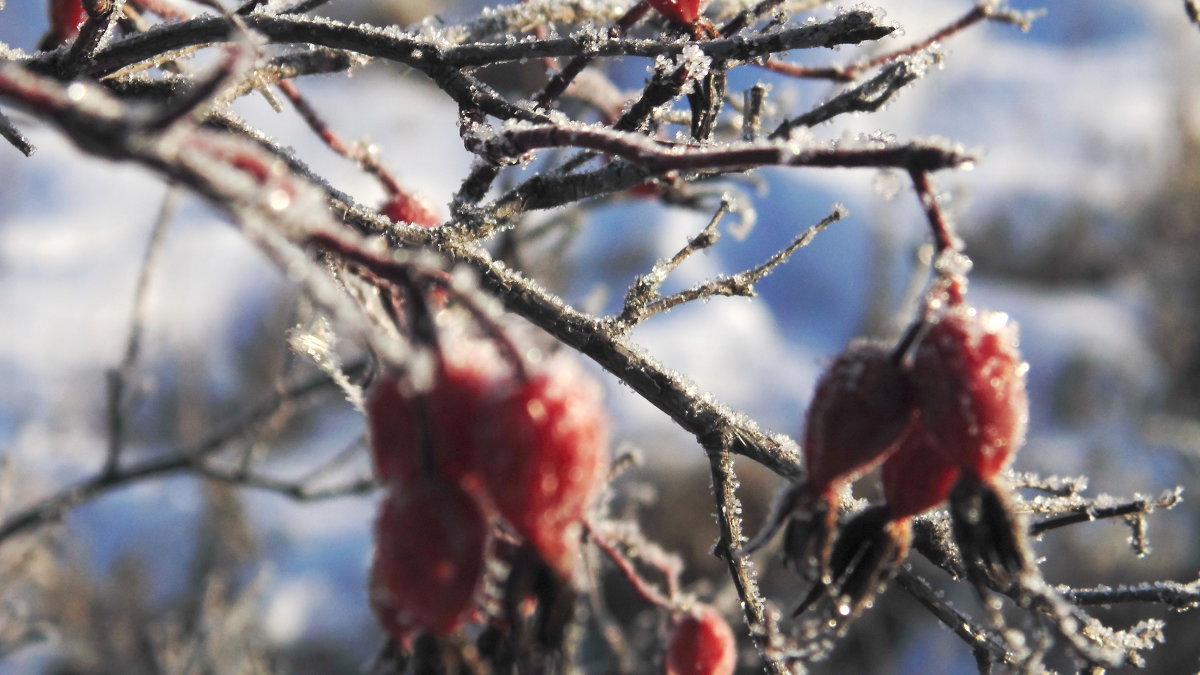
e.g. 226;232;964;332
369;479;489;642
664;604;738;675
478;356;609;579
772;340;915;579
365;341;506;488
797;421;958;619
911;300;1033;587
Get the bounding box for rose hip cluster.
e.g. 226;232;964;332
779;283;1032;619
366;341;610;646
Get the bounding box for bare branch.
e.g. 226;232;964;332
1029;488;1183;536
701;427;792;675
625;205;846;325
0;362;364;545
0;109;34;156
104;186;178;476
894;569;1020;668
1057;578;1200;611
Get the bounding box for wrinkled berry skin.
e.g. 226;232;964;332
665;605;737;675
480;365;608;578
366;361;494;487
804;340;915;493
47;0;87;46
881;420;960;520
911;305;1029;480
370;480;488;640
647;0;702;25
775;340;914;579
796;421;959;620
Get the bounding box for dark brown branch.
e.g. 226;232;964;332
479;123;974;175
60;0;123;78
75;11;891;79
770;58;924;138
701;427;791;674
1057;578;1200;611
0;109;34;156
1029;488;1183;536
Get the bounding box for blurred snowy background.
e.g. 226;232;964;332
2;0;1199;672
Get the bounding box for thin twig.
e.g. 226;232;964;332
1056;578;1200;610
0;362;364;545
1029;488;1183;536
104;186;178;476
701;427;791;675
615;199;730;329
635;206;845;322
770;59;925;138
894;568;1019;667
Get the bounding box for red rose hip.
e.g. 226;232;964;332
665;605;737;675
779;340;914;575
647;0;702;26
369;479;488;640
881;420;959;521
382;190;439;228
804;340;915;492
479;360;609;578
911;301;1034;587
911;304;1029;481
365;342;504;487
47;0;87;46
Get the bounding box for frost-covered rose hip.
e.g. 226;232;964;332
479;359;609;578
382;190;439;228
911;304;1029;480
782;340;915;574
46;0;87;46
911;301;1034;586
804;340;915;490
880;420;960;521
369;479;488;641
665;605;737;675
796;421;958;619
365;342;505;487
367;367;490;487
647;0;703;26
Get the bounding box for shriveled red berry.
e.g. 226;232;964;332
47;0;87;46
382;190;439;228
369;480;488;640
795;421;956;620
479;360;609;578
665;605;737;675
911;305;1029;481
772;340;914;578
804;340;915;493
880;420;959;520
647;0;702;26
365;343;504;487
